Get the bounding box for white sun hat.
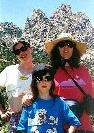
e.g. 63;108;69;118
44;33;87;56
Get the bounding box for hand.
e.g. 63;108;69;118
22;94;33;107
1;111;14;120
68;126;77;133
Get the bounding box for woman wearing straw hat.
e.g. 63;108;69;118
44;33;94;133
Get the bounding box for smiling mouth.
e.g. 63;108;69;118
20;53;27;58
42;85;47;88
20;56;26;59
64;51;68;53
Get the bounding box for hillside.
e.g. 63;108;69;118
0;4;94;75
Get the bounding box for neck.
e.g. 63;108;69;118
39;92;52;100
65;62;69;66
19;59;34;74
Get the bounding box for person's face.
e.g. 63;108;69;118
36;73;52;94
13;42;32;62
58;41;74;59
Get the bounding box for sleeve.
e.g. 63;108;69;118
81;65;94;97
60;98;81;126
92;81;94;97
17;108;28;132
0;67;7;87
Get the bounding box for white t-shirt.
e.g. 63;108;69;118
0;64;32;112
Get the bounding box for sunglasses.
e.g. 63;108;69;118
13;46;28;55
36;75;52;83
57;40;75;48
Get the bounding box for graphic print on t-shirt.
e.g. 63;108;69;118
60;76;86;88
28;108;58;132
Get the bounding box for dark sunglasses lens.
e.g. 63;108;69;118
45;76;52;81
36;76;52;82
58;43;64;48
67;43;74;48
13;49;20;55
21;46;28;51
58;41;74;48
36;76;42;82
13;46;28;55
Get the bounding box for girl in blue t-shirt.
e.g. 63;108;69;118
17;64;81;133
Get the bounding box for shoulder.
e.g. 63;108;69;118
22;105;32;112
78;64;90;73
54;97;69;111
73;64;88;73
4;64;18;69
4;64;19;71
54;96;65;104
0;64;18;73
79;64;88;70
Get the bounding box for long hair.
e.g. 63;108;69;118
50;43;80;72
31;65;55;101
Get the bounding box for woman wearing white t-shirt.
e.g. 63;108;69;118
0;39;34;132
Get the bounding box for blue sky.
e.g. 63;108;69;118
0;0;94;28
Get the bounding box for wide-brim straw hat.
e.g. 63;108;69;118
44;33;87;56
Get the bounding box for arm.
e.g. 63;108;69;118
59;98;81;130
0;104;4;114
17;107;28;132
80;65;93;96
0;104;4;119
0;67;7;87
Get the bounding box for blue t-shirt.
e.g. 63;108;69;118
17;96;81;133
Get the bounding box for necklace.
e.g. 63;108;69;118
19;74;32;80
18;64;34;80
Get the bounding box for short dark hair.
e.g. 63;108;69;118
31;64;55;100
10;38;30;52
12;41;30;52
